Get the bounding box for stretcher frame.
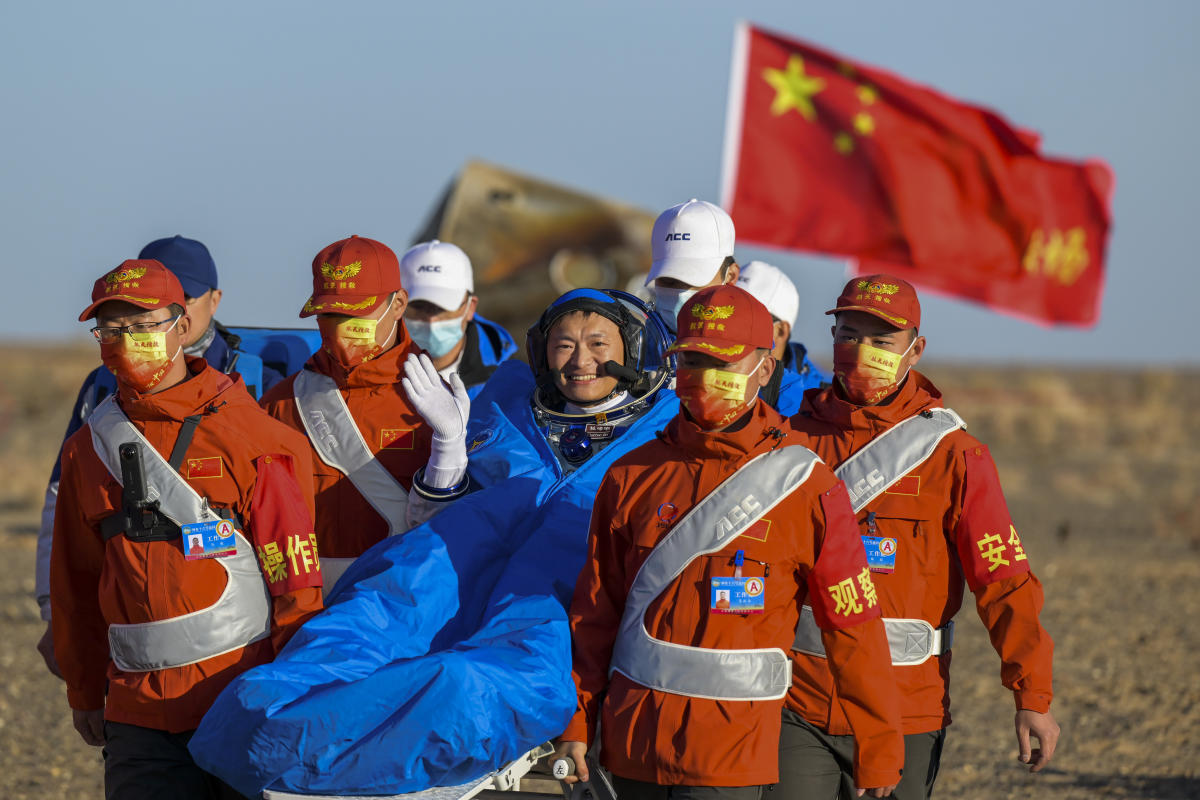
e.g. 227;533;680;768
263;743;558;800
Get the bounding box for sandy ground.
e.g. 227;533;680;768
1;345;1197;798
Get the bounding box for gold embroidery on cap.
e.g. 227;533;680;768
690;304;736;320
320;261;363;281
329;296;376;312
855;279;899;295
676;341;745;357
106;266;149;284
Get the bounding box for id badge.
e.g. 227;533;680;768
862;535;898;573
710;576;765;614
182;519;238;561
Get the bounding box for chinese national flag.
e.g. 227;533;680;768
721;22;1114;326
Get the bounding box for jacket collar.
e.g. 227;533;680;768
661;398;790;462
801;369;943;432
117;356;244;422
307;323;420;388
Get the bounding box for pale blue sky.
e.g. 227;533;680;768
2;1;1196;365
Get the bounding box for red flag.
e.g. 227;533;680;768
721;22;1114;326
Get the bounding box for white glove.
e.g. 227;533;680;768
402;353;469;488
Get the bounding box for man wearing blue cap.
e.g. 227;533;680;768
139;235;284;397
34;236;286;678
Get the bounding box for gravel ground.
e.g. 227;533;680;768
1;349;1197;798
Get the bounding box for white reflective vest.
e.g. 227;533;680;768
88;397;271;673
293;370;410;593
793;408;965;665
609;445;821;701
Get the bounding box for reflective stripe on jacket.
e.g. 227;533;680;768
564;400;903;788
259;328;432;560
786;371;1054;736
50;360;323;732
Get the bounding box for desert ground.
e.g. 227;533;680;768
1;344;1197;799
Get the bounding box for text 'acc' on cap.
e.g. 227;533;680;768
646;199;736;288
399;240;474;311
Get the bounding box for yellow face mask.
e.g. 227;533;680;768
318;304;396;369
832;339;914;405
99;321;182;393
675;358;762;430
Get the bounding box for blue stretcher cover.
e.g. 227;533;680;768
189;361;678;797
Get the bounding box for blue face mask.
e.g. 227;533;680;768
652;286;698;335
407;314;466;359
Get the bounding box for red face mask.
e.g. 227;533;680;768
832;339;914;405
675;359;762;430
99;323;182;393
318;308;396;370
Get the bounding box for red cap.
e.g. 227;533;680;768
668;284;775;363
825;274;921;330
299;235;402;318
78;260;187;321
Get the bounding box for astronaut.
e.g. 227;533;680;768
190;290;680;797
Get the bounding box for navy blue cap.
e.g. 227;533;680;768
137;235;218;298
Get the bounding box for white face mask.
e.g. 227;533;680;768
407;313;467;359
652;286;698;335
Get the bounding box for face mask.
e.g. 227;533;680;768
652;286;698;334
318;305;397;369
100;320;182;393
407;314;466;359
833;338;915;405
675;357;763;430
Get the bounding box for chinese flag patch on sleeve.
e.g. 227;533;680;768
186;456;223;479
380;428;415;450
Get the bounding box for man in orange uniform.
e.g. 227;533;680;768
779;275;1059;800
260;236;440;592
51;260;323;799
557;285;903;800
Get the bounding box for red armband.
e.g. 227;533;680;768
955;445;1030;590
808;481;881;631
250;454;323;595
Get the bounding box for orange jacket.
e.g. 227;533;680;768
564;400;903;788
50;359;323;733
259;331;431;558
786;371;1054;736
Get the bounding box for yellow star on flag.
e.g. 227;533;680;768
854;112;876;135
763;55;826;121
834;132;855;155
856;85;879;105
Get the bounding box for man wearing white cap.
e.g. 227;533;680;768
736;261;830;416
646;199;741;335
400;240;517;399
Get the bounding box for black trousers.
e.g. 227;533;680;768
612;775;766;800
103;721;248;800
771;709;945;800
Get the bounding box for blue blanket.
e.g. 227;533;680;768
189;361;678;796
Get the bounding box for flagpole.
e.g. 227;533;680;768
719;19;749;212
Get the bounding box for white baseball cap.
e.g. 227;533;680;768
399;240;474;311
646;199;736;287
737;260;800;329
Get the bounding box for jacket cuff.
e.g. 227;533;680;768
411;467;471;501
66;684;105;712
853;763;903;792
1013;689;1052;713
560;710;591;746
